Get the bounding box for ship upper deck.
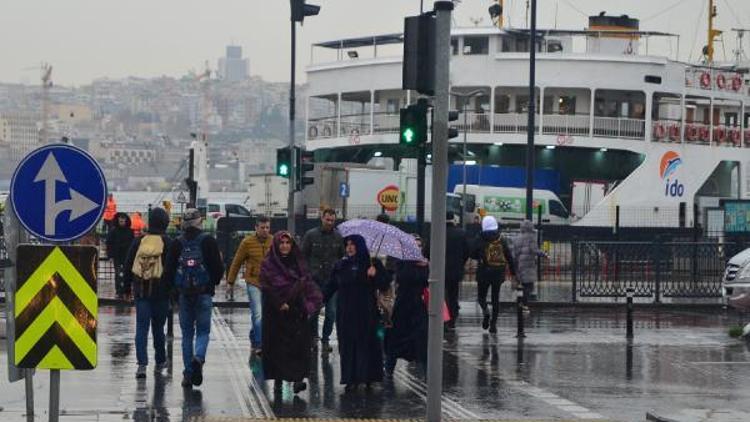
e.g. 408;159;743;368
304;27;750;154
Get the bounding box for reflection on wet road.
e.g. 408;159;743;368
1;303;749;421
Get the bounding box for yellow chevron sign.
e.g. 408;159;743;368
14;245;98;370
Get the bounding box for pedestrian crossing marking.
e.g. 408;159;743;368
14;245;98;370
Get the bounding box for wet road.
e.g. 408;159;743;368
1;302;749;421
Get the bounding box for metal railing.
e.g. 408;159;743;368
541;113;590;136
492;113;539;134
372;112;400;134
455;112;491;133
572;241;728;302
307;116;338;140
593;117;645;140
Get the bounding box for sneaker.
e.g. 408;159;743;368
293;381;307;394
191;358;203;386
135;365;147;379
181;376;192;388
253;348;263;357
482;314;490;330
521;305;531;314
321;341;333;353
154;361;168;374
489;324;497;334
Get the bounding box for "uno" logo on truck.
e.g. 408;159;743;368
377;185;400;211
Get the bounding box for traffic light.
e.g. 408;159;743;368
276;147;292;178
448;110;459;140
290;0;320;23
403;13;436;95
295;147;315;191
400;99;429;147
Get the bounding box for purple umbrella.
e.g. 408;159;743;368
337;219;425;261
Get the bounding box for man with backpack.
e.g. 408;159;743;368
163;208;225;389
471;215;515;333
123;207;172;379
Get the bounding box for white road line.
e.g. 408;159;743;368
210;308;253;417
212;307;275;418
393;366;480;419
453;350;606;420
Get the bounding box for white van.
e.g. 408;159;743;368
453;185;570;225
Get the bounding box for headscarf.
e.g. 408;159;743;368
260;231;322;316
341;234;370;268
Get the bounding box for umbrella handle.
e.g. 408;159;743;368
374;234;385;257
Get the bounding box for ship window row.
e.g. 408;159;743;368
307;87;750;147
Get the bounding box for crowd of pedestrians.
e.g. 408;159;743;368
104;204;544;395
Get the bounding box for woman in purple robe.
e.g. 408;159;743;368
259;231;323;394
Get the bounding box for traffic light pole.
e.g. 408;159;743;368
525;0;537;221
426;3;452;422
417;142;426;238
288;19;297;235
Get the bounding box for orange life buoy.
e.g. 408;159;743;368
732;76;743;92
700;72;711;89
699;126;710;142
717;74;726;89
714;126;727;143
686;125;698;142
308;125;318;139
668;125;681;142
731;129;741;146
745;129;750;146
653;123;666;140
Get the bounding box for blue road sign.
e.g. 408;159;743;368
339;182;350;198
10;144;107;242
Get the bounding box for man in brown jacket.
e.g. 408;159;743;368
227;216;272;355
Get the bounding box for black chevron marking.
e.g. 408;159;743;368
15;273;96;342
18;323;94;370
16;245;98;291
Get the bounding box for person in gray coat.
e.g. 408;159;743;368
512;220;547;311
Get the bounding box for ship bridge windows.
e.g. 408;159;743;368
593;89;645;140
463;36;489;55
542;88;591;137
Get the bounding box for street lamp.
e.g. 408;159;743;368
450;88;485;229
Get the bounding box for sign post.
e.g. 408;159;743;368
10;144;106;422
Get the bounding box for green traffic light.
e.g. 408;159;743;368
402;128;415;144
279;164;290;176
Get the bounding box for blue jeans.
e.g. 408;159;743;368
246;284;262;347
134;297;170;366
310;292;337;342
178;294;212;375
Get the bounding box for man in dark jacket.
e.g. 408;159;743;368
163;208;225;389
106;212;134;299
123;207;172;379
302;208;344;352
470;216;515;333
445;212;469;329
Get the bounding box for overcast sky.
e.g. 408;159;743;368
1;0;749;86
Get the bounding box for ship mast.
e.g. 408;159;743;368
706;0;722;63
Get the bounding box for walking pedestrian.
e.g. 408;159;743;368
471;216;515;333
106;212;134;299
301;208;344;352
103;193;117;232
123;207;172;379
384;235;428;375
325;234;391;392
130;211;146;237
259;231;323;395
163;208;225;389
445;212;469;328
226;216;272;357
512;220;546;312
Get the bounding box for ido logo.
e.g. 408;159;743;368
659;151;684;197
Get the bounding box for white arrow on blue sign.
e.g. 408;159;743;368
339;182;350;198
10;144;107;242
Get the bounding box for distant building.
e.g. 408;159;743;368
0;112;40;161
218;45;250;82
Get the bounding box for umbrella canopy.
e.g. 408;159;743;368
337;219;425;261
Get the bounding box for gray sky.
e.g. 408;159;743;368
1;0;749;86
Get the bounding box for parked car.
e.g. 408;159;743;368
206;202;253;219
723;248;750;310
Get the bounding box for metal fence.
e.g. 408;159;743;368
572;240;730;302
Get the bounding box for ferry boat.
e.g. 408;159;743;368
302;4;750;227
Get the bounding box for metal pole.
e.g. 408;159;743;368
417;143;426;238
49;369;60;422
516;286;526;338
427;3;453;422
24;370;34;421
288;20;297;235
626;287;634;339
462;102;468;230
525;0;537;220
